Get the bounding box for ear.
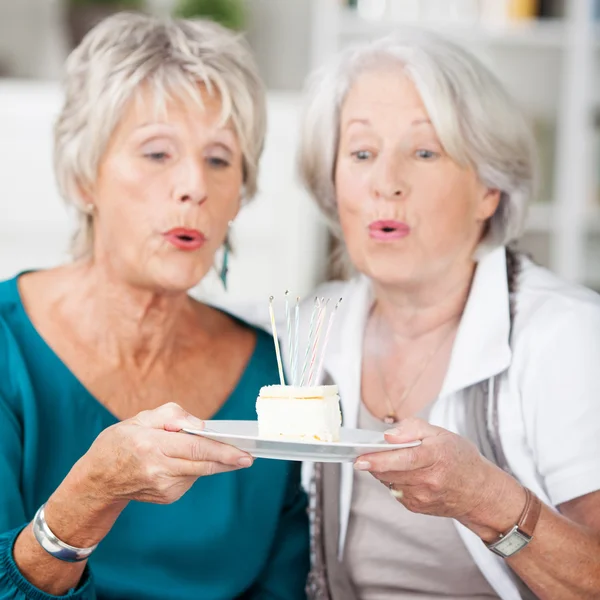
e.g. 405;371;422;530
477;188;501;223
230;194;243;221
232;181;249;217
76;178;94;206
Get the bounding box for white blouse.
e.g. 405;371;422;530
305;247;600;599
225;245;600;600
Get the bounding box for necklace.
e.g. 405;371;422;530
373;310;457;424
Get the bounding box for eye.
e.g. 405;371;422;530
206;156;231;169
145;151;169;163
351;150;373;161
415;149;439;160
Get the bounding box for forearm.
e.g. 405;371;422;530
12;463;127;596
506;509;600;600
462;474;600;600
12;524;87;596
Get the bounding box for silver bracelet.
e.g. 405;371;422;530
32;503;98;563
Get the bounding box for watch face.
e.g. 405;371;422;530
493;530;531;557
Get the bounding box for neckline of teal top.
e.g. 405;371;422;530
4;271;265;424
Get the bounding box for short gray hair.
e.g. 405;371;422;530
299;30;537;260
55;12;266;258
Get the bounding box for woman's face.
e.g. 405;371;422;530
335;68;500;288
87;83;243;292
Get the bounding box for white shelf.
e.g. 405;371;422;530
338;9;600;49
525;203;600;234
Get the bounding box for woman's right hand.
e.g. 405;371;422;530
73;402;254;506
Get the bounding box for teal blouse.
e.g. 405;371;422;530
0;275;309;600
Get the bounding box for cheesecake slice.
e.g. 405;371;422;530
256;384;342;442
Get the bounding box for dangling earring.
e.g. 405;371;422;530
220;221;233;290
220;237;230;290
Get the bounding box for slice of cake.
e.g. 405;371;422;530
256;385;342;442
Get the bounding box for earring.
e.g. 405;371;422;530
220;221;234;290
220;236;231;290
84;203;94;214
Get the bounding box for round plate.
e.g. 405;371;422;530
182;420;421;462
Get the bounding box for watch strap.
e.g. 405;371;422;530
517;487;542;538
485;487;542;557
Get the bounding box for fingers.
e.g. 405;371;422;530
370;471;421;487
134;402;205;432
159;431;253;469
356;444;432;473
383;417;444;444
170;458;244;478
354;418;444;473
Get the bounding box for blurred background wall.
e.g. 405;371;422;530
0;0;598;302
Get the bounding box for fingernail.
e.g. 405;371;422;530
354;460;371;471
237;457;253;468
385;428;402;436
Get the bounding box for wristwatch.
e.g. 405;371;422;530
485;487;542;558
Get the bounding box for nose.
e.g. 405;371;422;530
174;158;207;206
373;154;408;201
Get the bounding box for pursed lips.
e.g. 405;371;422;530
367;219;411;240
163;227;207;251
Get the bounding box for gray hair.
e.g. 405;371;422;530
54;12;266;258
299;30;538;263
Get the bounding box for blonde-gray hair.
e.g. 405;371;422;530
299;30;538;265
54;12;266;258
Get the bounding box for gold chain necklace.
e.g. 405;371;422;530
373;310;457;424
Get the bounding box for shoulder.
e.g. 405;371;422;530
0;276;22;317
0;279;25;406
509;260;600;505
513;258;600;349
509;257;600;419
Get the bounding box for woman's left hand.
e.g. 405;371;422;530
355;417;522;529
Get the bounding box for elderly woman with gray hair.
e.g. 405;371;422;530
0;13;308;600
299;31;600;600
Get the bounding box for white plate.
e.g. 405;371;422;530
182;420;421;462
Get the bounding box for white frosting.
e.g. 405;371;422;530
258;384;339;398
256;385;341;442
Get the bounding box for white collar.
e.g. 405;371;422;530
323;245;512;403
441;246;512;396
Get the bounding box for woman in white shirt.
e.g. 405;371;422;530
298;30;600;600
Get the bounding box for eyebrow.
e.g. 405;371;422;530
133;122;237;144
412;118;432;126
346;118;370;128
344;117;433;128
134;122;174;131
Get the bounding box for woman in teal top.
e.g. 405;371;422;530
0;278;307;599
0;13;308;600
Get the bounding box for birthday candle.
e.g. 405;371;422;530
268;296;286;386
307;298;328;386
314;298;342;385
293;297;300;385
285;291;293;380
299;297;319;386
